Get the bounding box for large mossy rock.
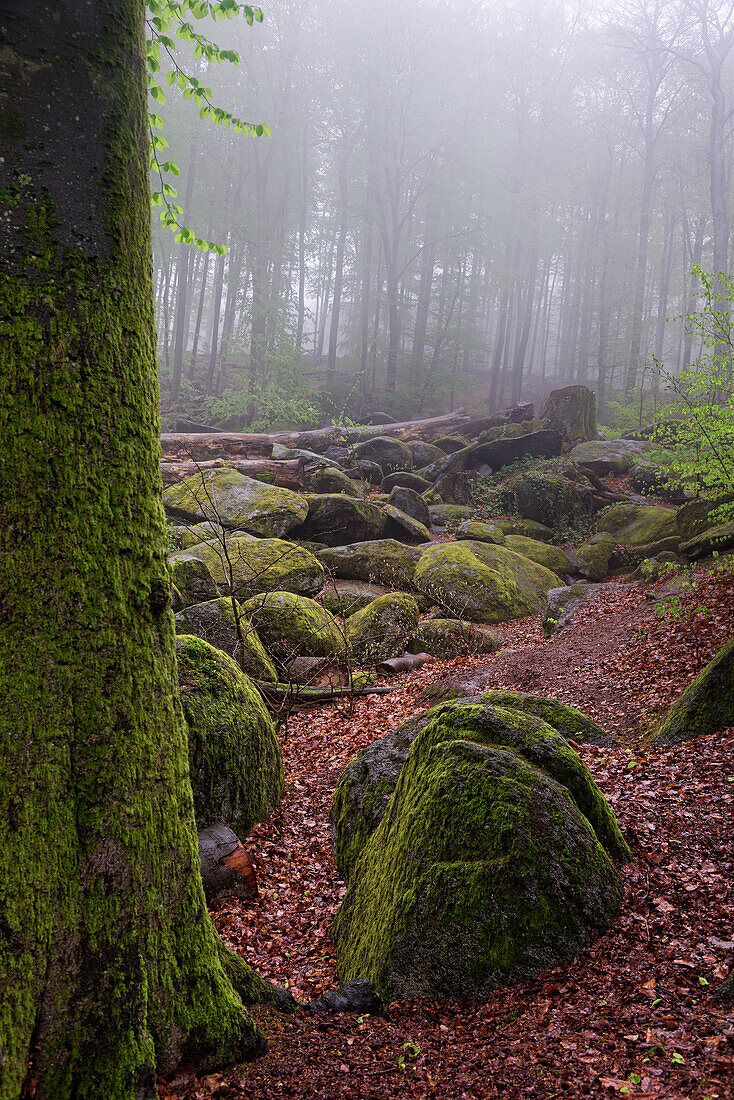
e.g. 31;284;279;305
381;472;432;494
680;522;734;560
676;493;734;540
498;517;555;542
176;636;284;838
456;520;507;545
570;439;653;476
174;598;277;682
543;582;601;634
351;436;412;475
309;466;361;496
163;467;308;537
409;619;501;659
317;540;425;590
407;440;445;468
574;533;615;581
294;494;386;546
597;503;677;546
413;541;561;623
652;639;734;745
380;503;431;543
318;579;393;616
513;471;595;530
331;699;629;1000
242;591;346;661
504;535;573;576
172;537;324;600
345;593;420;663
428;504;474;528
387;486;431;528
169;552;219;610
541;385;598;446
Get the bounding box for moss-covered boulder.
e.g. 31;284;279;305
573;533;614;581
294;494;385;546
163;467;308;537
504;535;573;575
387;486;431;528
381;472;432;495
169;552;219;610
428;504;474;528
456;520;507;545
514;472;595;530
676;493;734;540
168;521;223;550
317;540;425;590
174;598;277;682
309;466;361;496
331;699;629;999
477;691;612;745
435;434;471;453
570;439;653;475
242;591;346;661
409;619;501;659
413;542;561;623
319;579;394;616
498;517;555;542
542;581;600;634
380;503;431;544
351;436;412;474
176;636;284;838
652;638;734;745
172;537;324;600
407;440;445;468
541;385;598;446
680;522;734;560
597;503;677;545
345;593;420;663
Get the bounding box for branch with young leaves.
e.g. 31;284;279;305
146;0;269;252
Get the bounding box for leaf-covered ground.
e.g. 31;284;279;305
161;564;734;1100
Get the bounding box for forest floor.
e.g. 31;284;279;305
162;559;734;1100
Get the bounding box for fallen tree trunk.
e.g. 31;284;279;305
161;458;306;490
197;824;258;904
161;409;472;460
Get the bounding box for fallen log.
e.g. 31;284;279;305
251;679;398;703
197;824;258;904
377;652;435;675
161;409;472;459
161;457;306;490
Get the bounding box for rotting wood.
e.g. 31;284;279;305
161;458;306;490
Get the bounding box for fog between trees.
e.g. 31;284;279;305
152;0;734;426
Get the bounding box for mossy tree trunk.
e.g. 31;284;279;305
0;4;274;1097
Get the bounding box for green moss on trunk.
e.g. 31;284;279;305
0;4;277;1097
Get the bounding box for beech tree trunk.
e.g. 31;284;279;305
0;4;277;1096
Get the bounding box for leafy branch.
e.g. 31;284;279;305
146;0;269;252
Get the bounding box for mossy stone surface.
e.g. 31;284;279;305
309;466;362;496
163;467;308;537
317;539;425;589
498;517;555;542
428;504;475;528
171;537;324;600
380;503;431;544
169;552;220;610
407;440;446;468
176;636;284;838
318;579;394;616
174;598;277;683
387;486;431;528
477;691;613;745
514;472;595;530
505;535;573;575
351;436;413;474
332;701;628;1000
456;520;507;545
169;521;223;550
542;582;599;634
570;439;653;475
597;504;677;546
414;542;561;623
242;591;346;661
295;494;386;545
409;619;501;659
652;638;734;745
345;593;420;663
679;522;734;560
574;534;615;581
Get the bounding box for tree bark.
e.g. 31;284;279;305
0;4;279;1095
171;139;198;404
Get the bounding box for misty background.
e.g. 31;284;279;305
151;0;734;430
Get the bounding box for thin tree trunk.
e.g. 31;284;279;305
171;140;198;404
